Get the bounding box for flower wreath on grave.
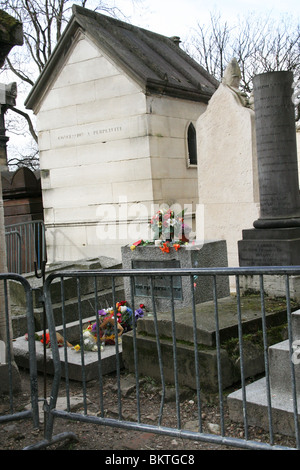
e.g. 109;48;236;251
26;303;145;352
73;301;146;351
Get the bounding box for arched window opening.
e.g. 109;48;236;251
187;123;197;166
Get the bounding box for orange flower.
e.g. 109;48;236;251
160;242;170;253
173;243;181;251
41;333;50;345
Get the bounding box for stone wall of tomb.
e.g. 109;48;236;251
37;32;205;263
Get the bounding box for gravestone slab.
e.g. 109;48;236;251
122;240;230;312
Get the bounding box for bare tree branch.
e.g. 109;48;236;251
0;0;141;169
6;104;38;142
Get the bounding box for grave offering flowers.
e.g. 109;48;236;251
150;208;187;241
129;209;191;253
27;331;73;348
74;301;145;350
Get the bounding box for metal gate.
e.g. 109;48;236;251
5;220;46;274
0;273;39;429
21;266;300;450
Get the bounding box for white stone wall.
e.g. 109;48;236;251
147;95;206;234
36;32;205;263
148;95;204;207
196;84;260;268
37;32;151;262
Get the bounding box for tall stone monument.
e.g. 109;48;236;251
196;58;259;270
238;71;300;266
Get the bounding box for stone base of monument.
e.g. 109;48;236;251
239;274;300;302
122;240;230;312
122;295;290;393
227;311;300;437
238;227;300;266
238;228;300;301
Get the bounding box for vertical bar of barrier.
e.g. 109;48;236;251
235;274;248;440
169;275;181;429
111;276;122;420
43;275;76;446
150;275;165;426
259;274;274;445
4;279;13;413
190;274;202;433
60;277;70;412
285;274;300;449
94;276;105;418
25;275;39;429
212;275;225;436
130;275;141;423
77;277;87;414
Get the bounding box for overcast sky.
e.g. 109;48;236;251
119;0;300;39
4;0;300;161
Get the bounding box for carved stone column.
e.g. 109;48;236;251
238;71;300;266
253;71;300;228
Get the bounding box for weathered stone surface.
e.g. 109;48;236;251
122;241;230;312
238;71;300;267
196;60;259;269
252;71;300;227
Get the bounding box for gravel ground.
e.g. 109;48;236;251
0;367;297;452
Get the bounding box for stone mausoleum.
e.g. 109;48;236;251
25;5;218;264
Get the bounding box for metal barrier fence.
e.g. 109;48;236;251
0;274;39;429
24;266;300;451
5;220;46;274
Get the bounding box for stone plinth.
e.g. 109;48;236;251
122;294;290;392
121;241;230;312
238;227;300;266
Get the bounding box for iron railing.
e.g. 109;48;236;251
5;220;46;274
23;266;300;450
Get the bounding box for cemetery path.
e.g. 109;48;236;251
0;368;296;452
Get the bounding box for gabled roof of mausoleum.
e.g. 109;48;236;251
25;5;218;111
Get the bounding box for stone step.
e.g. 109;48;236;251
10;257;123;337
13;330;122;382
228;377;300;437
227;310;300;437
136;295;290;347
9;257;122;308
33;284;125;332
269;340;300;397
